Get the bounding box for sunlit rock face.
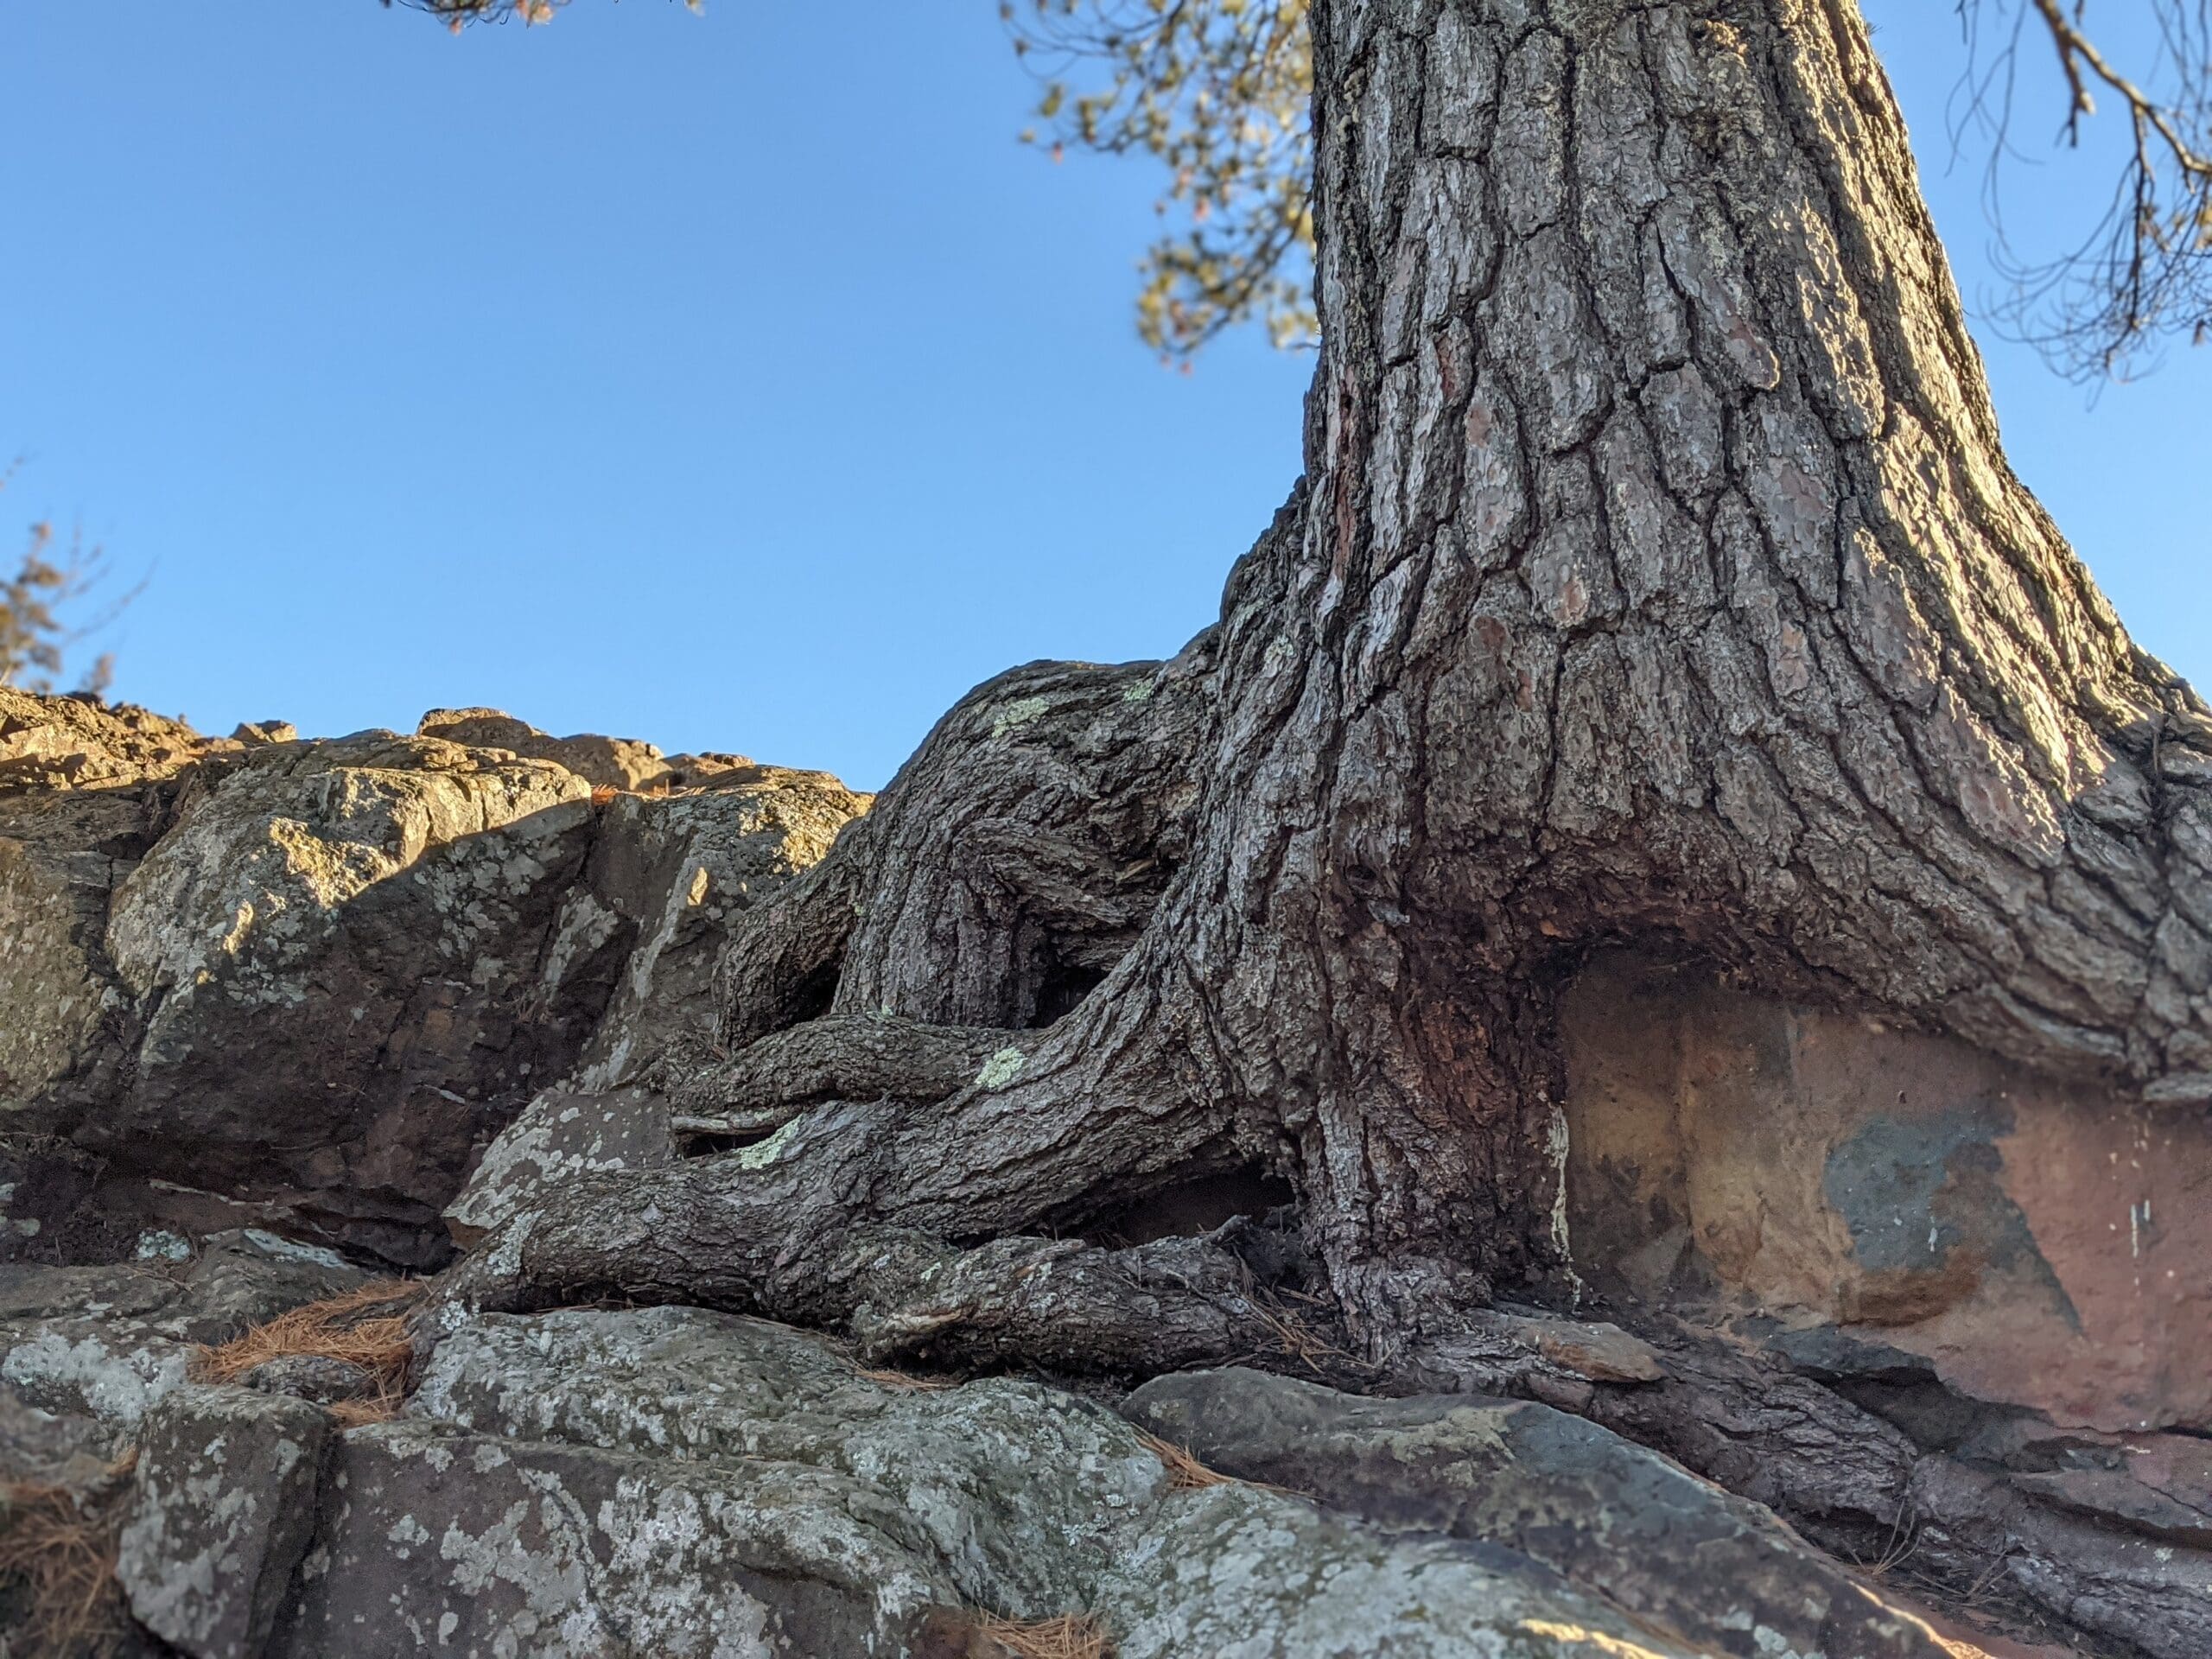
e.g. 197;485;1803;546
0;690;215;1147
0;693;868;1268
1561;951;2211;1434
95;732;601;1266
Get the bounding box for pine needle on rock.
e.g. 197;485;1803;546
854;1365;955;1392
194;1279;424;1421
0;1453;137;1658
1134;1429;1235;1491
973;1612;1115;1659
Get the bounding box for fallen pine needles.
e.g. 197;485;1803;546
0;1454;136;1658
854;1365;954;1392
973;1612;1114;1659
1134;1430;1235;1491
194;1279;423;1422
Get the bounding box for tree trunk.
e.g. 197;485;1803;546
465;0;2212;1369
442;0;2212;1643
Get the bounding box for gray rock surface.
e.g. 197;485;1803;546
380;1306;1699;1659
93;731;597;1262
0;693;867;1267
294;1419;965;1658
0;749;187;1144
561;772;868;1093
75;1299;1659;1656
1125;1365;1959;1659
442;1087;672;1244
0;1230;364;1477
117;1384;329;1659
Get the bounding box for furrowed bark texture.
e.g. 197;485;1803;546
467;0;2212;1398
417;6;2212;1648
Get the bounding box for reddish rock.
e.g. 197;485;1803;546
1561;953;2212;1433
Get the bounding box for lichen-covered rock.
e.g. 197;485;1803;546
1125;1366;1960;1659
0;691;865;1268
409;1306;1164;1618
89;732;598;1262
388;1306;1706;1659
0;1230;364;1470
0;690;871;1268
563;772;870;1092
0;1381;108;1487
294;1420;966;1658
1;693;232;1154
117;1384;329;1659
1097;1481;1696;1659
442;1087;672;1244
0;785;176;1147
444;772;870;1239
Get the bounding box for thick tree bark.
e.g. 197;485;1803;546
466;0;2212;1362
440;3;2212;1646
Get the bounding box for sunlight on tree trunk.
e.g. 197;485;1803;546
457;0;2212;1451
418;4;2212;1649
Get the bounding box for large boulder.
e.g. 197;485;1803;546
90;732;597;1263
0;692;217;1145
559;767;869;1092
0;692;868;1268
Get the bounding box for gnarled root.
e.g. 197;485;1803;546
711;652;1216;1050
1409;1315;2212;1658
433;1128;1319;1382
666;1014;1020;1140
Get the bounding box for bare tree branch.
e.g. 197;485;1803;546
1983;0;2212;376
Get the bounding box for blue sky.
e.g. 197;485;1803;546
3;2;2204;790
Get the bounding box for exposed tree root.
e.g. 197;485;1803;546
439;1155;1322;1380
666;1014;1017;1140
710;655;1212;1052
